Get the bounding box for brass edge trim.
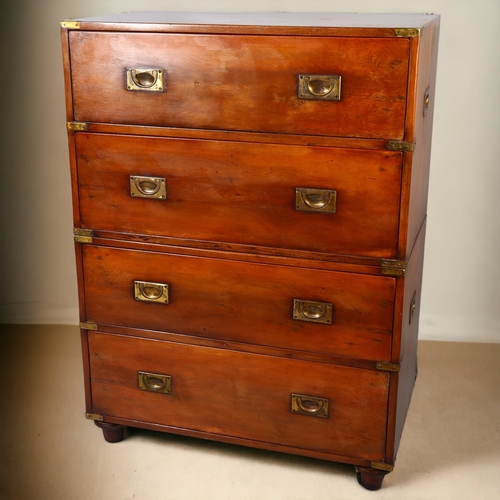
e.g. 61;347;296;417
381;268;406;277
67;122;88;131
381;259;407;277
371;462;394;472
74;228;93;244
85;413;104;421
394;28;421;37
376;362;400;373
61;21;81;29
80;322;97;331
386;141;415;152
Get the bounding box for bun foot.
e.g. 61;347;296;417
354;466;390;491
94;421;125;443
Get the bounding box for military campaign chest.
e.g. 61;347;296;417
61;12;439;490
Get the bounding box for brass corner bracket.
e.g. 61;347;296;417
61;21;81;29
394;28;421;37
371;462;394;472
85;413;103;421
67;122;88;131
74;228;93;244
79;322;97;331
381;259;406;277
386;141;415;152
376;362;400;373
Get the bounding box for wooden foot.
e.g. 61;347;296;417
354;466;390;491
94;421;125;443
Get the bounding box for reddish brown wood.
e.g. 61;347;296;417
86;122;389;150
62;13;440;490
80;330;92;414
96;414;374;468
88;232;391;276
60;28;74;122
90;323;386;371
69;32;409;139
95;421;125;443
397;19;440;260
83;245;395;361
76;133;402;258
89;331;389;461
71;12;438;37
386;219;427;463
355;466;390;491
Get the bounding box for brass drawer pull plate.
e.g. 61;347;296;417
295;188;337;213
130;176;166;199
291;394;329;418
138;371;172;394
298;74;341;101
126;68;164;92
134;281;169;304
293;299;333;324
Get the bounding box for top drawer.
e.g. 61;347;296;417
69;32;409;139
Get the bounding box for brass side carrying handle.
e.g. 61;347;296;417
409;290;417;324
298;74;341;101
138;371;172;394
291;394;329;418
293;299;333;324
134;281;169;304
126;68;164;92
130;176;166;199
295;188;337;213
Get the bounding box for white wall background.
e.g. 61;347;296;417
1;0;499;343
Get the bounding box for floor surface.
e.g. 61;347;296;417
1;325;499;500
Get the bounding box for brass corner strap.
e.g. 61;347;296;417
85;413;103;421
394;28;421;37
67;122;88;131
61;21;81;29
386;141;415;152
376;362;400;373
381;259;406;277
371;462;394;472
74;228;93;243
80;322;97;331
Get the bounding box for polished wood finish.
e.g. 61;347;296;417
83;122;391;150
69;32;409;139
83;245;395;360
89;331;389;461
400;21;440;260
62;12;439;490
70;12;439;37
77;133;402;257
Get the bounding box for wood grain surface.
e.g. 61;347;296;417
83;245;396;361
69;32;409;139
76;133;402;258
89;331;389;461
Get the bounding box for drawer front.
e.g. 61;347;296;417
89;332;389;461
69;32;409;139
83;246;395;361
77;134;402;259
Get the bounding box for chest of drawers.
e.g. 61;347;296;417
61;12;439;490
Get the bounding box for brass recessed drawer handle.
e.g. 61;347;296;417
126;68;164;92
295;188;337;213
138;371;172;394
293;299;333;324
291;394;329;418
298;74;341;101
130;176;166;199
134;281;169;304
